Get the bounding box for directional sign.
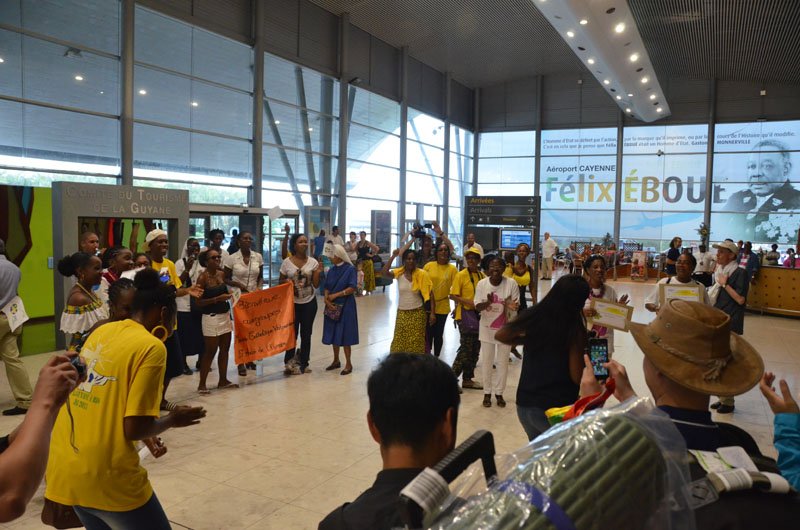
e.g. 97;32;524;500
464;196;540;227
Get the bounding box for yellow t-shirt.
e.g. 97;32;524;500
45;319;166;511
504;264;532;287
450;268;485;320
424;262;458;315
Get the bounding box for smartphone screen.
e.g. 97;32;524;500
589;338;609;380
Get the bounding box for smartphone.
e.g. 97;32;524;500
589;338;609;380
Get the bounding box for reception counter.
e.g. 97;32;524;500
748;266;800;317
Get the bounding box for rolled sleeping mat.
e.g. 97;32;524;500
428;415;666;530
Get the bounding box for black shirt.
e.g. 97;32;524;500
318;468;422;530
516;334;579;410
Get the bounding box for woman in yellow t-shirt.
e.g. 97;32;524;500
450;248;485;390
45;268;206;529
423;243;458;357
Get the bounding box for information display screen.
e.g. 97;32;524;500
500;228;533;250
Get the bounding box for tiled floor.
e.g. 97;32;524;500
1;272;796;529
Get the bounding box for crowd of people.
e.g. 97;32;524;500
2;220;800;528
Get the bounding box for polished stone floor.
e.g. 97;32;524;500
0;271;795;529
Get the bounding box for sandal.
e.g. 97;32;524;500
340;367;352;376
217;381;238;390
198;388;211;395
160;400;178;412
326;362;342;371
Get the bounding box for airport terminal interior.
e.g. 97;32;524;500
1;0;800;529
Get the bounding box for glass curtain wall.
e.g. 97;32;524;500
0;0;121;186
448;125;474;252
711;120;800;247
347;87;401;248
476;131;536;197
620;125;707;250
540;128;617;249
261;53;339;227
131;6;253;204
405;109;445;226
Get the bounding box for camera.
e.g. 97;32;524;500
70;356;87;378
412;222;434;239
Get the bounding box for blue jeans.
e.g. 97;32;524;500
73;493;171;530
517;405;551;441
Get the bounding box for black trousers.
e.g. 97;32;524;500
427;313;449;357
284;298;318;369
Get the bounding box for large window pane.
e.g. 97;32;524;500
348;123;400;167
192;28;252;91
13;0;120;55
351;88;400;134
262;145;336;196
133;178;248;205
1;168;116;186
135;8;191;73
478;157;535;183
623;124;708;154
264;53;339;114
408;109;445;148
477;182;534;196
134;66;191;127
450;125;474;158
479;131;535;158
541;127;617;156
134;123;250;182
264;101;339;155
711;120;800;244
407;172;444;204
407;141;444;176
190;82;252;138
347;161;400;201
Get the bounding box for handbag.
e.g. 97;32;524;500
324;303;343;321
41;498;83;529
460;309;480;334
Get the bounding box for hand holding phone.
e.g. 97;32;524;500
589;338;609;380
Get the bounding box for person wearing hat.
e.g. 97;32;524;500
144;229;202;410
708;240;751;414
449;247;485;391
585;300;764;451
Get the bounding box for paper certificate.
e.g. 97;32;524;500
659;283;704;306
1;296;29;332
590;299;633;331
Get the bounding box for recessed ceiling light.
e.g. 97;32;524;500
74;75;84;81
640;76;649;84
616;95;622;100
603;79;610;85
649;94;656;100
0;57;5;63
274;120;280;125
656;107;663;113
627;93;634;97
566;31;575;38
191;101;199;107
308;127;313;132
138;89;147;95
615;23;625;33
625;108;632;112
99;91;104;95
579;19;588;25
587;58;595;65
629;53;639;62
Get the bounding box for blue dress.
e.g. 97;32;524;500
322;263;359;346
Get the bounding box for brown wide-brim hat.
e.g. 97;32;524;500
630;300;764;397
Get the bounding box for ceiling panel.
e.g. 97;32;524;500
630;0;800;86
310;0;587;88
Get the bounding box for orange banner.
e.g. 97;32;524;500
233;282;296;364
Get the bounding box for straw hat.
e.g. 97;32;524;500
629;300;763;396
712;240;739;255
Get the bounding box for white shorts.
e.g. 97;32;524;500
202;313;231;337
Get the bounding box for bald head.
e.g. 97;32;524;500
80;232;100;255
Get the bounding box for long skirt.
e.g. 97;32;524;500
389;307;427;354
363;259;376;292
